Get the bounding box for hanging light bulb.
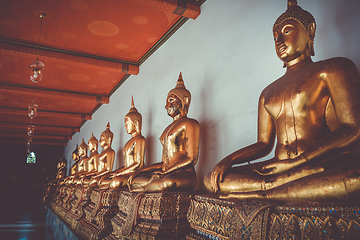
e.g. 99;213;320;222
26;137;32;147
28;13;45;83
28;100;38;119
28;60;45;83
27;125;35;136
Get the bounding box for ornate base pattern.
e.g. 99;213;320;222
75;189;120;240
186;195;272;240
268;203;360;240
107;191;194;240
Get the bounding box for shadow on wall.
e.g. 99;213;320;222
195;74;218;191
145;105;155;166
115;126;124;170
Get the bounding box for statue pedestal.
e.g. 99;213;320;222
186;195;360;240
76;189;120;240
64;186;92;230
267;202;360;239
106;191;194;240
187;195;272;240
49;184;67;212
55;186;75;219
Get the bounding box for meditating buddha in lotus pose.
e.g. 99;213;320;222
204;0;360;202
70;145;79;175
64;139;88;185
97;97;145;190
128;73;200;192
76;133;100;186
88;123;115;187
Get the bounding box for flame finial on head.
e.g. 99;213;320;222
128;96;139;113
89;132;98;143
79;138;87;149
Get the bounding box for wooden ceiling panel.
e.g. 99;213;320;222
0;45;131;95
0;0;204;146
0;89;100;113
0;113;83;128
0;0;183;61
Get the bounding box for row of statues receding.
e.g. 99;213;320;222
63;73;200;193
57;0;360;203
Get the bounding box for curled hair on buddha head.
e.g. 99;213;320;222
79;138;88;151
88;132;98;144
101;122;114;145
167;72;191;115
274;0;316;56
125;96;142;133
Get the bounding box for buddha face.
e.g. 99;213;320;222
72;152;78;161
166;94;182;118
78;146;86;157
100;134;107;148
125;117;136;135
273;19;311;64
88;141;96;152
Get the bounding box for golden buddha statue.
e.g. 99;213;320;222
204;0;360;202
55;157;67;180
71;139;90;184
128;73;200;192
64;140;88;185
88;123;116;187
76;133;100;185
70;145;79;175
96;97;146;190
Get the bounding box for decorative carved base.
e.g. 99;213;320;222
64;186;92;230
186;195;360;240
76;189;120;240
56;186;76;219
186;195;272;240
268;203;360;240
106;191;194;240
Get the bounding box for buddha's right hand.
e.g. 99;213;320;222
210;158;232;193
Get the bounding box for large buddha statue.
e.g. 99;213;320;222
75;133;99;186
97;97;145;190
204;0;360;202
88;123;116;187
128;73;200;192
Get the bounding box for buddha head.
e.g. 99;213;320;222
78;139;88;157
88;132;98;152
125;96;142;135
273;0;316;65
72;144;79;162
166;73;191;118
100;122;113;148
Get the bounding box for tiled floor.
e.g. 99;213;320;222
0;184;47;240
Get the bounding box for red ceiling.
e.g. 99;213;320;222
0;0;203;146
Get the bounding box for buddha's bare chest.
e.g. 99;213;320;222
264;74;327;121
123;141;136;166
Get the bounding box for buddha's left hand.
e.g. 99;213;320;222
255;155;307;175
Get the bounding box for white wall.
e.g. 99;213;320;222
64;0;360;190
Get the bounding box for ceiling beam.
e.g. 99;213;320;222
0;122;80;133
130;0;201;19
0;83;109;104
0;107;92;120
0;140;67;146
0;39;139;75
0;133;71;141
